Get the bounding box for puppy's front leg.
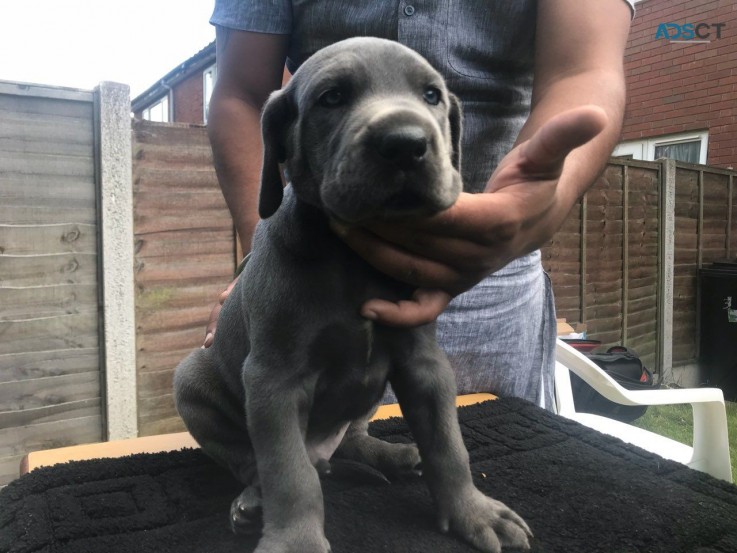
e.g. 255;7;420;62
392;334;532;553
245;368;330;553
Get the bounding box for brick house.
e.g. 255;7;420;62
132;42;216;124
615;0;736;168
132;0;736;166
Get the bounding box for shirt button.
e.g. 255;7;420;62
404;5;415;16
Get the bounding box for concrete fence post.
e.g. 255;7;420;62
658;159;676;383
95;82;138;440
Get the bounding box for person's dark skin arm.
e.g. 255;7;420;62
334;0;632;326
203;28;288;347
208;28;289;255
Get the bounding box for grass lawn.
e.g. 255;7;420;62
633;400;737;478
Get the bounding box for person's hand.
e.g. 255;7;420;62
202;277;238;348
332;105;608;327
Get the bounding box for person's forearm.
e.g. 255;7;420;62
208;93;267;256
513;69;626;208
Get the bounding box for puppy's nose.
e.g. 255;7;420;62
375;126;428;167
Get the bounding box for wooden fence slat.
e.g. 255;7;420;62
135;229;234;258
0;312;99;355
0;397;101;430
0;371;100;415
0;150;94;178
0;283;97;320
137;348;193;374
0;223;97;255
0;117;93;156
0;93;93;119
0;415;102;464
0;253;98;287
134;253;233;285
0;347;99;383
134;212;233;235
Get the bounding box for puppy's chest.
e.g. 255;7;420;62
309;320;394;418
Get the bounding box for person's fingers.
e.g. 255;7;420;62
518;105;607;178
331;222;465;290
360;289;452;327
203;278;238;348
202;303;221;348
360;219;492;269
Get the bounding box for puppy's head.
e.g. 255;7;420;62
259;37;462;223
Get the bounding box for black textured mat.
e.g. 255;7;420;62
2;398;736;553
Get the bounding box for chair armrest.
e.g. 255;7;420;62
556;340;724;407
556;339;732;482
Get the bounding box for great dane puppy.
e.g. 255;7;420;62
174;37;531;553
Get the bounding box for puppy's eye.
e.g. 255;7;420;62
318;88;345;107
423;87;441;106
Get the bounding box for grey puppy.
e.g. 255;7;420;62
174;37;532;553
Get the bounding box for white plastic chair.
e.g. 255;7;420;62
554;339;733;483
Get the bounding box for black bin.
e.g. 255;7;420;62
698;259;737;400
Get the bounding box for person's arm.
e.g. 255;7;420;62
511;0;631;205
335;0;632;326
203;28;288;347
208;27;289;256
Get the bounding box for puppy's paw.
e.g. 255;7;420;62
254;529;331;553
336;435;422;480
379;441;423;479
439;489;532;553
230;485;262;535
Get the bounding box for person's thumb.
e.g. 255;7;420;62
360;289;452;327
519;105;607;178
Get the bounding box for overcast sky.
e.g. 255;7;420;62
0;1;216;98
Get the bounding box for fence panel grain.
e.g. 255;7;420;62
132;120;236;436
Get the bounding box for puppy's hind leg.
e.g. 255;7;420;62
173;349;261;534
333;410;422;480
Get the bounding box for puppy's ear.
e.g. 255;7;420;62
447;92;463;172
259;88;293;219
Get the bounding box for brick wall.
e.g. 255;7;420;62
173;72;205;125
622;0;737;167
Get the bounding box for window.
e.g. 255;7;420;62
653;141;701;164
613;131;708;164
142;95;170;123
203;64;217;124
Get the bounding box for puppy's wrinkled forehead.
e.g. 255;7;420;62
293;38;446;103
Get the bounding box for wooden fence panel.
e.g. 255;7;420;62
129;121;737;433
543;161;660;370
0;84;103;486
672;165;731;365
623;165;660;366
584;165;626;346
132;120;236;436
541;159;736;373
543;210;582;322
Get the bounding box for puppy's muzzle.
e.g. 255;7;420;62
373;124;429;170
